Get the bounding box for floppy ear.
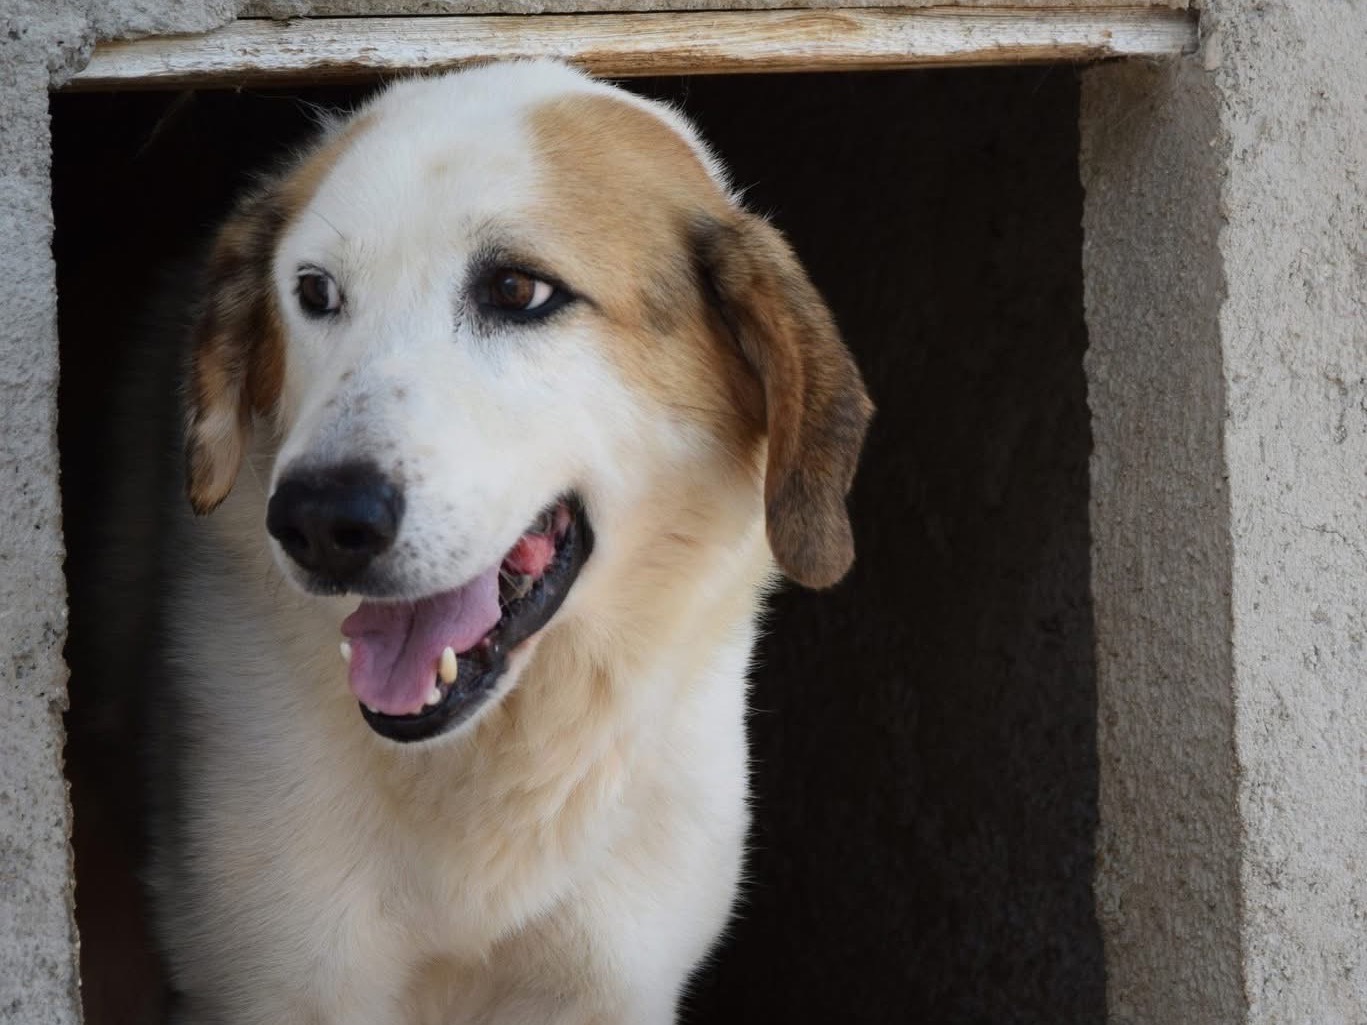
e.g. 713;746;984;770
696;213;874;589
184;185;288;515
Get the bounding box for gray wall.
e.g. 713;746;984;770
1082;1;1367;1021
1081;55;1245;1025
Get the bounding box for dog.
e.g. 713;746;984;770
142;60;871;1024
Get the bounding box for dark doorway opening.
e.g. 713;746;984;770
53;65;1100;1025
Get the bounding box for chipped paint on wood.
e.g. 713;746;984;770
66;8;1199;91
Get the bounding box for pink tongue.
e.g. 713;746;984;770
341;565;501;716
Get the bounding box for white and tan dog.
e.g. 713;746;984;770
155;61;870;1024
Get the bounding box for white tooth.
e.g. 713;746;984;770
425;685;442;707
439;646;458;684
363;703;379;714
340;641;353;665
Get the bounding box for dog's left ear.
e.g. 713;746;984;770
696;213;874;589
184;184;288;515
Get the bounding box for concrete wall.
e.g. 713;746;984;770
1081;54;1245;1025
1081;1;1367;1022
2;9;95;1025
3;5;247;1021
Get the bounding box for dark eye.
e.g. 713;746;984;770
479;268;567;319
296;268;341;316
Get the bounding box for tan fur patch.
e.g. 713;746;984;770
528;95;765;476
185;116;373;514
528;95;872;588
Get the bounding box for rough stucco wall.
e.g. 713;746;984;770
1080;58;1244;1025
1083;0;1367;1022
0;14;81;1022
1211;2;1367;1019
1;3;245;1021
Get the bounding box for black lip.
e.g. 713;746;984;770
360;497;594;743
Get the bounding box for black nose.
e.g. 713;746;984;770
266;462;403;583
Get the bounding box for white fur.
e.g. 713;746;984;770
155;62;775;1024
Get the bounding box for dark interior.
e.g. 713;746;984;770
54;66;1101;1025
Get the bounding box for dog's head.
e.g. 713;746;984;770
184;62;872;742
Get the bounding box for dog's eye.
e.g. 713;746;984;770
480;268;566;318
296;269;341;317
489;270;552;311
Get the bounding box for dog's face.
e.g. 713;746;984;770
184;62;871;743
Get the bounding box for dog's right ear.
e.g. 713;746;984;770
184;185;288;515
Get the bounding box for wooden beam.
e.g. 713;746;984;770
238;1;1192;11
64;8;1198;92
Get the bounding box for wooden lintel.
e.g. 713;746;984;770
64;8;1198;92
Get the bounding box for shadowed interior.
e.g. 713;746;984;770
54;66;1100;1025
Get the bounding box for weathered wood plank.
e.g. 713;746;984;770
238;0;1190;13
65;8;1198;91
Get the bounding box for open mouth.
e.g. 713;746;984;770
340;496;593;743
